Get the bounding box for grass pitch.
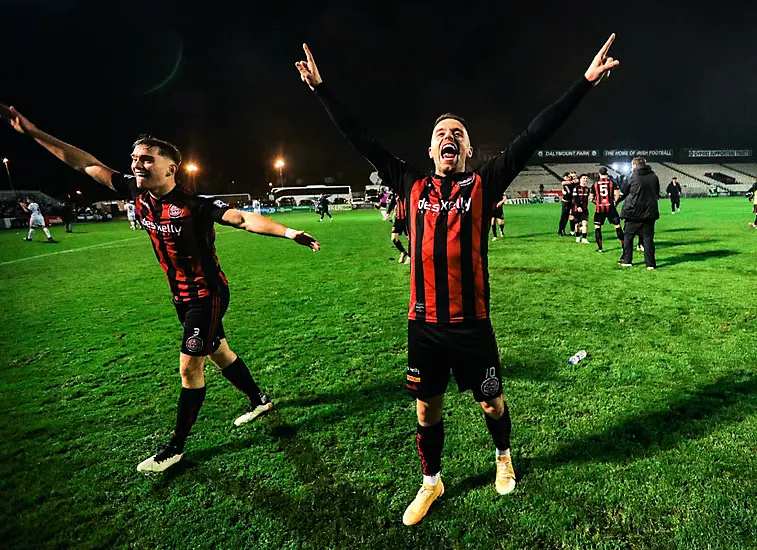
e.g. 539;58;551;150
1;198;756;549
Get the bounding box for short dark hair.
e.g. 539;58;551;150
632;156;647;167
563;172;571;178
579;173;588;178
132;135;182;165
672;176;677;180
598;166;608;175
432;113;469;133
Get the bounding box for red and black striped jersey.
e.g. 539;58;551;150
592;176;617;212
314;76;592;323
112;174;230;303
394;195;407;220
572;185;590;211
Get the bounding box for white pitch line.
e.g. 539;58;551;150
0;227;239;267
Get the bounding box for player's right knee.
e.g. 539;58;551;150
179;356;205;379
416;396;444;426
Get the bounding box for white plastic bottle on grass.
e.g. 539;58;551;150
568;350;587;365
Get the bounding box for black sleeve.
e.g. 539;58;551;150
478;76;594;198
197;195;232;225
313;84;421;196
620;175;632;198
110;173;139;200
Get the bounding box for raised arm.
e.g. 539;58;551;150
295;44;416;192
1;104;116;190
480;34;619;195
221;209;320;251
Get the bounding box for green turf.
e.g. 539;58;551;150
1;198;755;549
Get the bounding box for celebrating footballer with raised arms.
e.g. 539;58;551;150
296;35;619;525
1;104;320;474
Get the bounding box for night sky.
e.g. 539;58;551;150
2;0;757;200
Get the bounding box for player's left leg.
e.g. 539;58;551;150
580;219;589;244
480;396;515;495
641;220;656;269
210;339;273;426
620;220;640;266
491;219;498;241
594;222;604;252
612;222;624;245
453;320;514;495
392;231;408;263
498;219;504;237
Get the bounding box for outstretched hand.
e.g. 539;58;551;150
295;43;323;90
584;34;620;86
292;230;321;251
0;104;36;134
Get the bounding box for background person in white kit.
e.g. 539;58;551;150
19;198;56;242
124;201;141;230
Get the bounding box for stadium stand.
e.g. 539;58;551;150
545;163;607;178
665;163;753;193
507;165;560;196
723;163;757;181
650;163;710;196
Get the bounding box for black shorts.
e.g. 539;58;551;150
392;218;407;235
594;209;620;226
174;286;229;356
492;207;504;220
572;210;589;222
407;319;502;402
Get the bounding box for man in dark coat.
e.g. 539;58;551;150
619;156;660;269
666;177;682;214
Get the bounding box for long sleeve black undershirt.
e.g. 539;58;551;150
314;76;593;197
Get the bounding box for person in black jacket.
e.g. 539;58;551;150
666;177;682;214
748;181;757;228
619;157;660;269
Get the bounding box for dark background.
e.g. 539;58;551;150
2;0;756;200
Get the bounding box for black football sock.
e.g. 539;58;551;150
484;404;512;452
595;228;603;249
582;231;587;240
221;357;265;405
615;226;624;243
499;224;505;237
393;238;407;254
416;421;444;476
492;224;498;238
171;386;207;451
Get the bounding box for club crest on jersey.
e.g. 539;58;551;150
481;377;500;397
169;204;183;218
186;336;204;353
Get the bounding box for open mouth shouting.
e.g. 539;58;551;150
440;142;458;164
